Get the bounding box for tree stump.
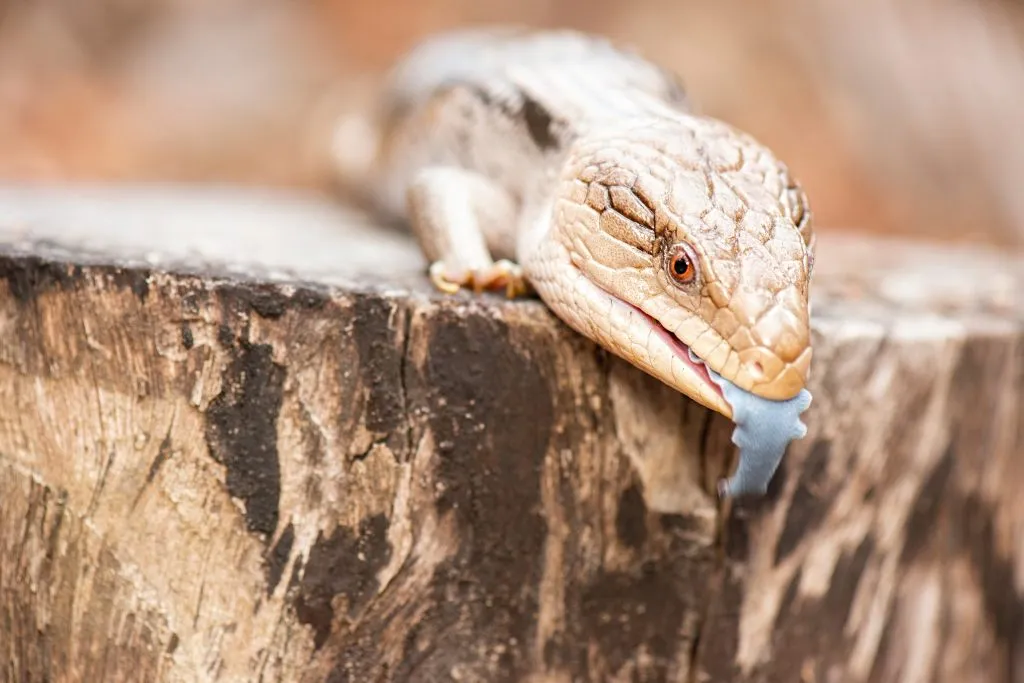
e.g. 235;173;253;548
0;185;1021;683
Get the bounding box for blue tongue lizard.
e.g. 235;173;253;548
688;349;812;498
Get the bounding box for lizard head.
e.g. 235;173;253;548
539;117;814;420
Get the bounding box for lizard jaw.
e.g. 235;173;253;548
621;300;725;401
568;273;735;419
522;238;734;418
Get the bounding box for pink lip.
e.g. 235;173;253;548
622;301;725;400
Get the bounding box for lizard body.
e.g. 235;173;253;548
336;28;815;497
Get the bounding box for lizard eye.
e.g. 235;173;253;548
666;243;698;285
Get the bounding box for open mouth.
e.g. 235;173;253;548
576;272;729;406
621;300;726;401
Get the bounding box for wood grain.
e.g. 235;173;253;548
0;187;1021;682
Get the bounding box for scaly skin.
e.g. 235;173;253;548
338;28;815;425
523;117;814;418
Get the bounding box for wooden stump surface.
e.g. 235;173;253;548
0;185;1021;683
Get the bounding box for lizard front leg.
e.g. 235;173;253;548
407;166;529;298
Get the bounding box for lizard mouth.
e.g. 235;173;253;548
622;301;725;401
561;267;733;417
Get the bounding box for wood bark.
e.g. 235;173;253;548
0;187;1021;683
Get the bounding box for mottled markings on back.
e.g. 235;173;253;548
520;92;559;151
465;83;496;108
660;68;689;107
464;82;561;152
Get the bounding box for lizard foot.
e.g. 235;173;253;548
429;260;530;299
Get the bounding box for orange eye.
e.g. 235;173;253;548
666;243;698;285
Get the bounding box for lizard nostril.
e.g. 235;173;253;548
739;349;783;387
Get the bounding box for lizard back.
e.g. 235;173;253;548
360;29;692;220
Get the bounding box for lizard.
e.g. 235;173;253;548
333;28;814;498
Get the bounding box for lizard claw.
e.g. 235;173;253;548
477;259;530;299
428;259;530;299
429;261;464;294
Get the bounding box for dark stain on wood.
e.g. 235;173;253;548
425;308;550;533
204;341;285;537
616;482;648;550
0;255;82;303
947;336;1011;457
775;439;832;565
881;367;944;482
293;514;392;650
542;635;562;670
579;561;688;680
0;255;151;305
904;337;1021;681
900;443;955;564
145;432;174;485
947;337;1023;680
322;633;392;683
692;566;743;682
389;309;551;679
777;567;802;623
764;457;789;504
823;536;873;625
180;322;194;350
296;405;328;510
231;282;330;320
349;294;407;442
217;322;234;347
958;494;1023;682
110;266;150;302
266;523;295;595
766;536;872;682
723;505;751;563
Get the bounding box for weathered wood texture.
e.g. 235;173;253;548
0;187;1022;683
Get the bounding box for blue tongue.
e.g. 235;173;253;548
690;350;812;498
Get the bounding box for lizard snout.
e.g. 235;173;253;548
736;345;811;400
728;292;811;400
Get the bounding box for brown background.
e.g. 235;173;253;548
2;0;1024;247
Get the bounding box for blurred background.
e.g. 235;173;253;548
1;0;1023;247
